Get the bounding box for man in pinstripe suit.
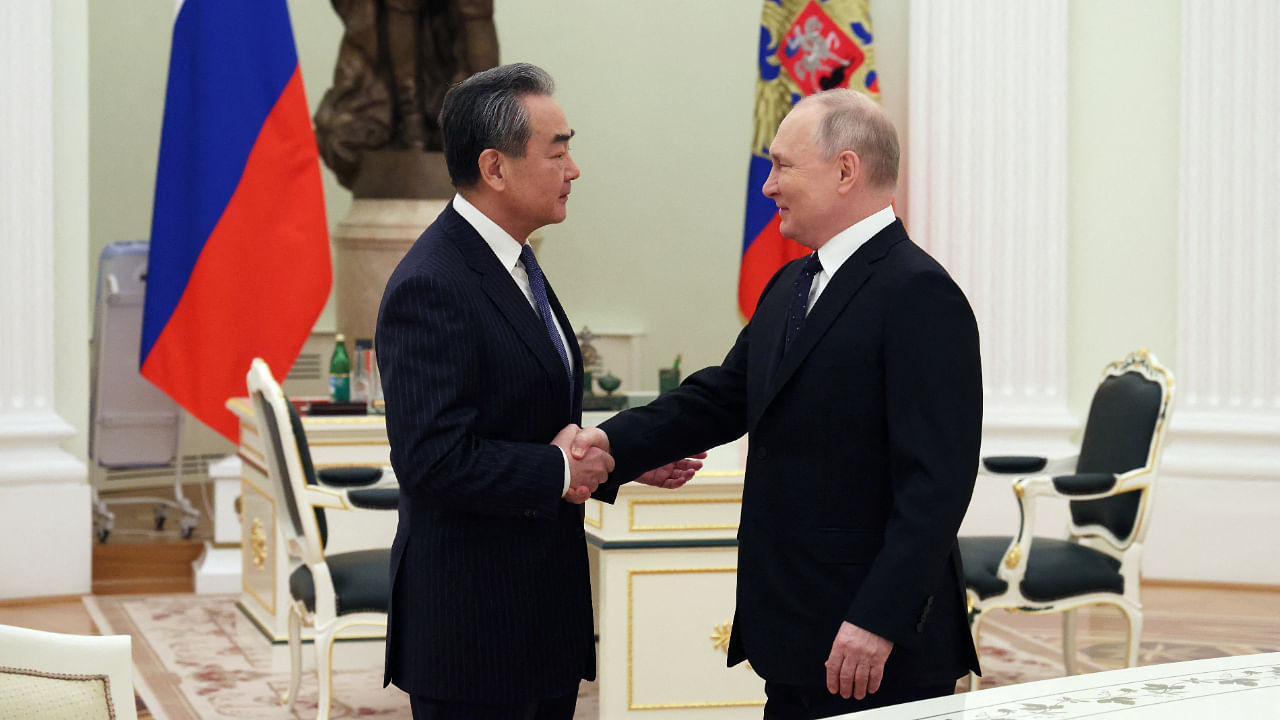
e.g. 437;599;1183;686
376;64;697;720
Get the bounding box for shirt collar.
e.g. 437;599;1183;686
454;192;525;272
816;205;896;277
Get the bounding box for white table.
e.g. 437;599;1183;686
853;652;1280;719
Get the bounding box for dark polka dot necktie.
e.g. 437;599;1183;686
784;253;823;353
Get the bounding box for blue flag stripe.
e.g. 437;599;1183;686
142;0;301;361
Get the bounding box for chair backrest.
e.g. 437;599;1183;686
246;358;326;565
1070;349;1174;543
0;624;136;720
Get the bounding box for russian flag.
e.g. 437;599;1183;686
740;0;880;318
141;0;331;442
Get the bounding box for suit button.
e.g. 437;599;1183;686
755;446;768;460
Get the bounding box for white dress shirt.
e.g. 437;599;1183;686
453;193;574;496
806;204;897;314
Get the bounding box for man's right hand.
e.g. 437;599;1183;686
552;424;614;503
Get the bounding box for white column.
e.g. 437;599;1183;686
907;0;1074;455
1147;0;1280;584
0;2;90;599
1171;0;1280;474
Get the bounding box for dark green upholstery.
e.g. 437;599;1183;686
983;456;1047;474
286;402;329;548
349;488;400;510
289;548;392;615
961;536;1123;602
317;466;384;487
1070;372;1161;540
1052;473;1117;496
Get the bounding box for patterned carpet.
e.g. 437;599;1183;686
85;593;1280;719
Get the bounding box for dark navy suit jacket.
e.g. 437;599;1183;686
376;203;596;702
600;220;983;688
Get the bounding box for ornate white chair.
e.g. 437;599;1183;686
0;624;136;720
247;358;396;720
960;349;1174;690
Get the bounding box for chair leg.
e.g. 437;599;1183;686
284;603;302;710
1122;605;1144;668
315;625;335;720
967;610;983;692
1062;608;1078;676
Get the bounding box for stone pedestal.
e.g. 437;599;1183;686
333;198;448;343
332;151;455;343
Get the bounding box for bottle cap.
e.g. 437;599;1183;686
335;333;345;342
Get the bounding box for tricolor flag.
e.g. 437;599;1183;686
142;0;331;442
739;0;880;318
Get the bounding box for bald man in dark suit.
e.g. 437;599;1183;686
573;89;983;718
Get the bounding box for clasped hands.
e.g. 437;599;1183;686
551;424;705;503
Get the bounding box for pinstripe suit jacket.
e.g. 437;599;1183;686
376;203;594;702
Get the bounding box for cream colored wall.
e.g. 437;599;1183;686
1066;0;1180;417
72;1;1182;457
498;0;911;381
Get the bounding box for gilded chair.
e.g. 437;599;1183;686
0;624;136;720
247;358;397;719
960;349;1174;690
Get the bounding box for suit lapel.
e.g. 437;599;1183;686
759;220;908;411
444;206;568;383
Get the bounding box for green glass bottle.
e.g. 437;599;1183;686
329;333;350;403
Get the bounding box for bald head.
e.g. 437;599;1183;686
797;89;899;193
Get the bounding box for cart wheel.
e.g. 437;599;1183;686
96;528;110;543
180;525;195;540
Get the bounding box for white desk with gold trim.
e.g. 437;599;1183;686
581;411;765;718
227;401;764;716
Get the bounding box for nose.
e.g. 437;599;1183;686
762;166;778;198
566;153;581;181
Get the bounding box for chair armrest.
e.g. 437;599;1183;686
983;455;1047;474
348;488;399;510
1051;473;1117;495
303;485;354;510
317;466;383;487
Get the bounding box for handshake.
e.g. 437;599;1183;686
551;425;705;504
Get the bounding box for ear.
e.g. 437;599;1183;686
477;148;506;192
835;150;860;195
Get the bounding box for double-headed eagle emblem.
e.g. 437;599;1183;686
753;0;880;159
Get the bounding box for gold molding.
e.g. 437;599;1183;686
584;500;603;529
240;442;266;467
250;518;268;569
1003;544;1022;570
710;621;732;654
626;568;765;710
628;497;742;532
240;477;277;617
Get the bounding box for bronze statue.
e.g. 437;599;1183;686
314;0;498;190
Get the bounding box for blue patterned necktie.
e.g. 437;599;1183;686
519;244;574;404
784;253;823;353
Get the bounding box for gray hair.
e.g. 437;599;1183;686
439;63;556;188
799;89;899;191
